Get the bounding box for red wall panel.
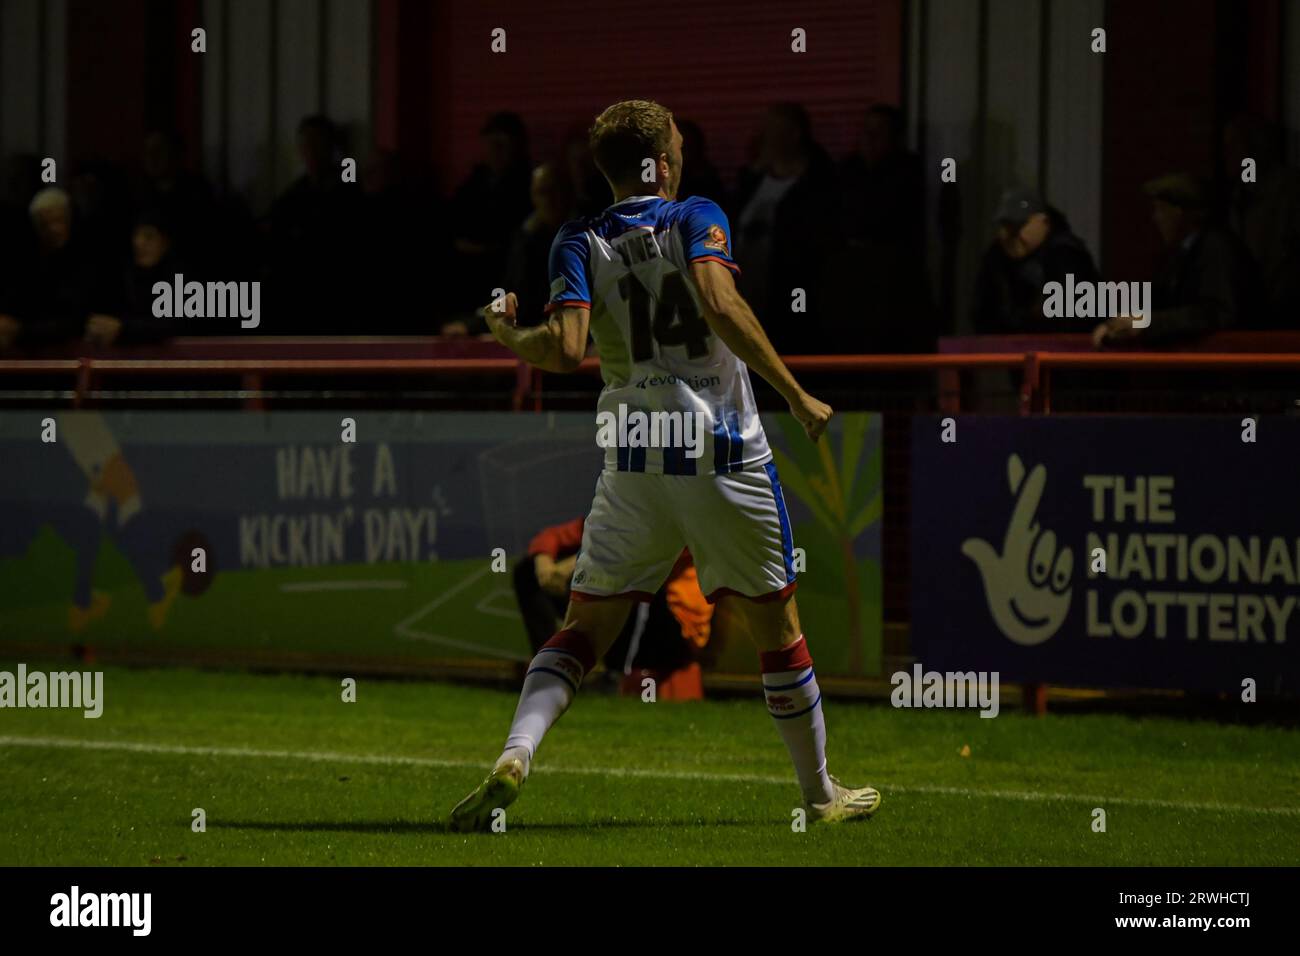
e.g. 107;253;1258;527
1102;0;1218;279
66;0;150;166
430;0;902;190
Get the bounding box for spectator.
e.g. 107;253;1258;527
442;162;573;337
268;114;364;333
447;112;533;317
513;517;707;697
1094;174;1258;346
830;104;934;351
733;103;840;353
359;148;427;333
505;163;575;326
67;160;133;270
2;187;115;347
0;155;42;348
676;119;727;206
563;124;613;218
91;208;188;345
137;130;216;270
1222;114;1300;329
840;105;924;253
972;188;1100;335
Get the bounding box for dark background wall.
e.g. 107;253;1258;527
423;0;902;191
2;0;1297;324
1102;0;1285;283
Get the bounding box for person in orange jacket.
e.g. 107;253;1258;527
513;516;710;695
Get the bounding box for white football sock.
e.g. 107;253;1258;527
499;629;594;776
761;635;834;805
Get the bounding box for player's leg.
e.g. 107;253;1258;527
495;595;633;771
719;592;838;805
449;594;636;833
451;472;678;830
683;466;881;822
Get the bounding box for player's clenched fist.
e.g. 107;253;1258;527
481;291;519;341
790;390;833;442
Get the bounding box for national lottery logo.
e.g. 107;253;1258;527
962;454;1074;646
961;451;1298;646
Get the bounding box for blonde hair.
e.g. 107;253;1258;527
589;100;674;188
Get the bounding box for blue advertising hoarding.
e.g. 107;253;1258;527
911;416;1300;695
0;411;883;677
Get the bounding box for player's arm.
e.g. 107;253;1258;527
689;259;833;441
482;292;590;373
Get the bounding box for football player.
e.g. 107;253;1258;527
452;100;880;829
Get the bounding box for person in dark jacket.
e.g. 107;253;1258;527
90;208;189;345
505;162;576;326
444;112;534;321
267;115;365;334
1093;174;1258;346
832;104;934;352
732;103;841;353
1223;114;1300;330
676;119;728;207
972;188;1101;335
2;187;116;347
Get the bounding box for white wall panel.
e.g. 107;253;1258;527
1;0;42;155
1044;0;1104;262
923;0;981;331
226;0;274;211
275;0;322;193
43;0;67;163
325;0;371;156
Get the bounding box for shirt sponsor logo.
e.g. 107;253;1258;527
632;373;721;391
703;224;728;253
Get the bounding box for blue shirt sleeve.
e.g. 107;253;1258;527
679;198;740;273
545;224;592;313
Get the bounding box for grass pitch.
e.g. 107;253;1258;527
1;661;1296;866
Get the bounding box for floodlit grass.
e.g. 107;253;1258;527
1;661;1296;866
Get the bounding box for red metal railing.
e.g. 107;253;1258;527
6;348;1299;412
4;340;1297;711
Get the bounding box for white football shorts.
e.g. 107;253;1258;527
569;462;798;604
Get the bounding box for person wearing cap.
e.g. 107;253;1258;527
971;187;1100;334
1093;173;1258;346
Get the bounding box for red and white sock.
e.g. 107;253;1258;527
499;628;596;776
761;635;834;805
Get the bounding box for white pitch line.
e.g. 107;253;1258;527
0;735;1296;817
475;588;523;621
393;565;529;661
394;564;493;634
279;580;409;592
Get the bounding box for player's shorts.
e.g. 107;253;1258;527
569;461;797;604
